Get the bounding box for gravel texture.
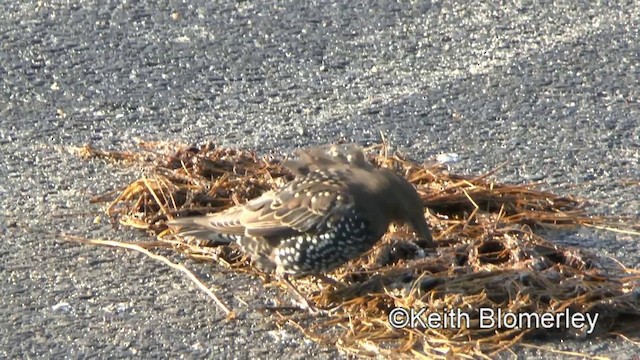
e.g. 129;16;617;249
1;0;638;358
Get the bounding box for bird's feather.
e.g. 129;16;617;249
169;168;356;240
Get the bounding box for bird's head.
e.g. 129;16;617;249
377;169;435;247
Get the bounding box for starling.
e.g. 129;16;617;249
168;145;434;277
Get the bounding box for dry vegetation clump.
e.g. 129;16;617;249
74;141;640;358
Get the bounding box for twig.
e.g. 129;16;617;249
59;233;234;318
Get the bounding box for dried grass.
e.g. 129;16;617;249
74;141;640;358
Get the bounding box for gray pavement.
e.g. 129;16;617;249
1;0;639;358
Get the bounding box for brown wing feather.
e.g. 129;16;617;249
169;166;357;241
240;171;354;237
176;170;353;239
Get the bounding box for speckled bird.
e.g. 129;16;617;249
168;145;434;276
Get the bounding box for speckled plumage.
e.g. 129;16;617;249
168;145;434;276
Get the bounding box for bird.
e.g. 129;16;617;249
167;145;434;310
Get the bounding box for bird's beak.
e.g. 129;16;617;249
411;217;435;248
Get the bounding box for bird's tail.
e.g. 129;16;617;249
166;216;240;243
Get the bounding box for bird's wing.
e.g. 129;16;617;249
253;182;352;237
171;170;355;240
242;169;355;238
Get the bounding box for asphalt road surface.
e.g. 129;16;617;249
1;1;639;358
